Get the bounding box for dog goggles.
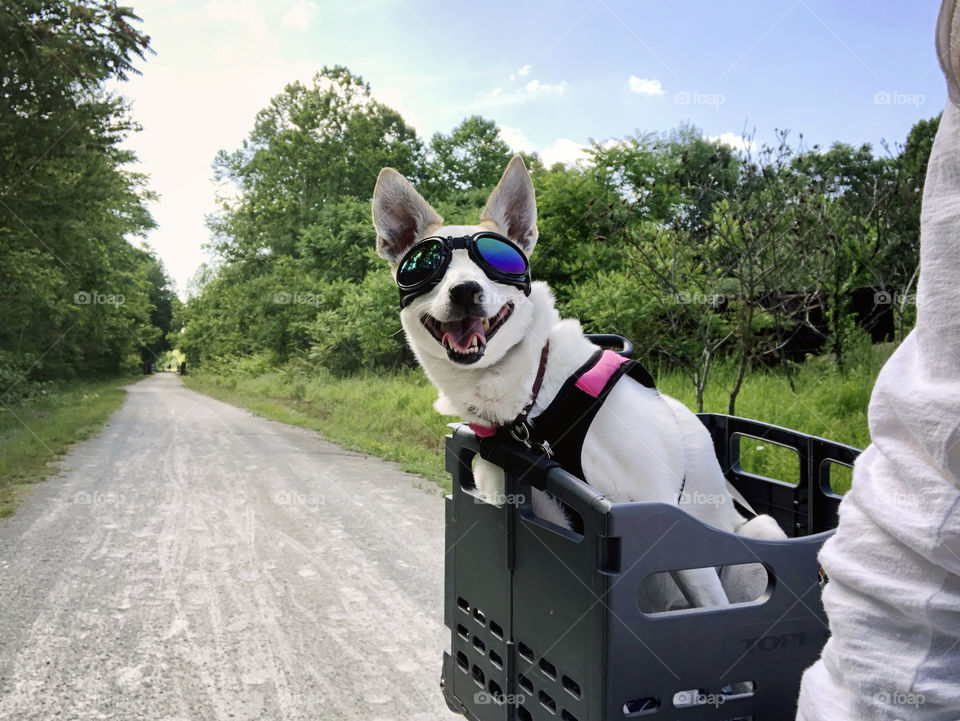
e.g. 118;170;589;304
395;232;531;308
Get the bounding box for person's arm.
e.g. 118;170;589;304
796;2;960;719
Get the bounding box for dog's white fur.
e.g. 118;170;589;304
373;156;786;610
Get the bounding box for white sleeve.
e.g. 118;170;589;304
795;3;960;719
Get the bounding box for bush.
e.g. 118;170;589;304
308;266;411;374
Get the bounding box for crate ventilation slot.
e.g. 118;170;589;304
518;673;534;694
623;697;660;716
539;690;557;713
562;674;581;699
539;657;557;680
513;640;584;721
674;682;756;709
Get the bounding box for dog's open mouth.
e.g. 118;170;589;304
420;303;513;364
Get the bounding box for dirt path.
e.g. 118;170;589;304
0;374;456;720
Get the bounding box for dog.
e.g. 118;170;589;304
372;155;786;611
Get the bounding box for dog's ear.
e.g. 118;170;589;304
372;168;444;263
481;155;538;255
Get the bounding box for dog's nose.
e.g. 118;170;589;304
449;281;484;311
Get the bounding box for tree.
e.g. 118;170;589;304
422;115;514;199
208;66;423;263
0;0;159;387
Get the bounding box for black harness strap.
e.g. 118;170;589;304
479;351;657;482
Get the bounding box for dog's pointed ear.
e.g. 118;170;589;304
372;168;444;263
481;155;538;255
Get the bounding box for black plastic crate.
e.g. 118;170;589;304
441;414;860;721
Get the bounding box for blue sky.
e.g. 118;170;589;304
120;0;947;296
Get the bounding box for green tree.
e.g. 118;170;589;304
0;0;158;388
422;115;514;199
209;66;423;263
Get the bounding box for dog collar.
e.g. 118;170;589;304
469;341;549;438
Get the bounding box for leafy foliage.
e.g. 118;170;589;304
178;63;934;413
1;0;173;393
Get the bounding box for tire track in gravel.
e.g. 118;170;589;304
0;374;459;720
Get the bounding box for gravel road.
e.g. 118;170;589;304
0;373;458;721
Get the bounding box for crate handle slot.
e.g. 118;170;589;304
638;562;773;614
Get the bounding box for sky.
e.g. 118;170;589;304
117;0;948;298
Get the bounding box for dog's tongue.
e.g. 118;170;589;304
442;318;486;352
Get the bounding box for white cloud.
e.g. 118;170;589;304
541;138;589;167
709;132;755;152
282;0;318;30
474;78;568;108
498;126;536;154
525;78;566;96
497;127;589;168
518;64;531;77
628;76;663;96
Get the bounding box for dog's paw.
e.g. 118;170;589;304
736;513;787;541
531;490;570;529
472;457;506;503
433;392;459;417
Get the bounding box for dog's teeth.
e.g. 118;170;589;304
482;318;491;332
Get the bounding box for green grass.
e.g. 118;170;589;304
0;377;133;516
184;345;893;495
655;346;891;490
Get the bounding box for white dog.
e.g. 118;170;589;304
372;155;786;610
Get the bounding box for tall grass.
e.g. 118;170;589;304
0;378;132;516
655;346;890;490
185;344;892;494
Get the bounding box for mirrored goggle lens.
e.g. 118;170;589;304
397;240;443;287
475;235;527;275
